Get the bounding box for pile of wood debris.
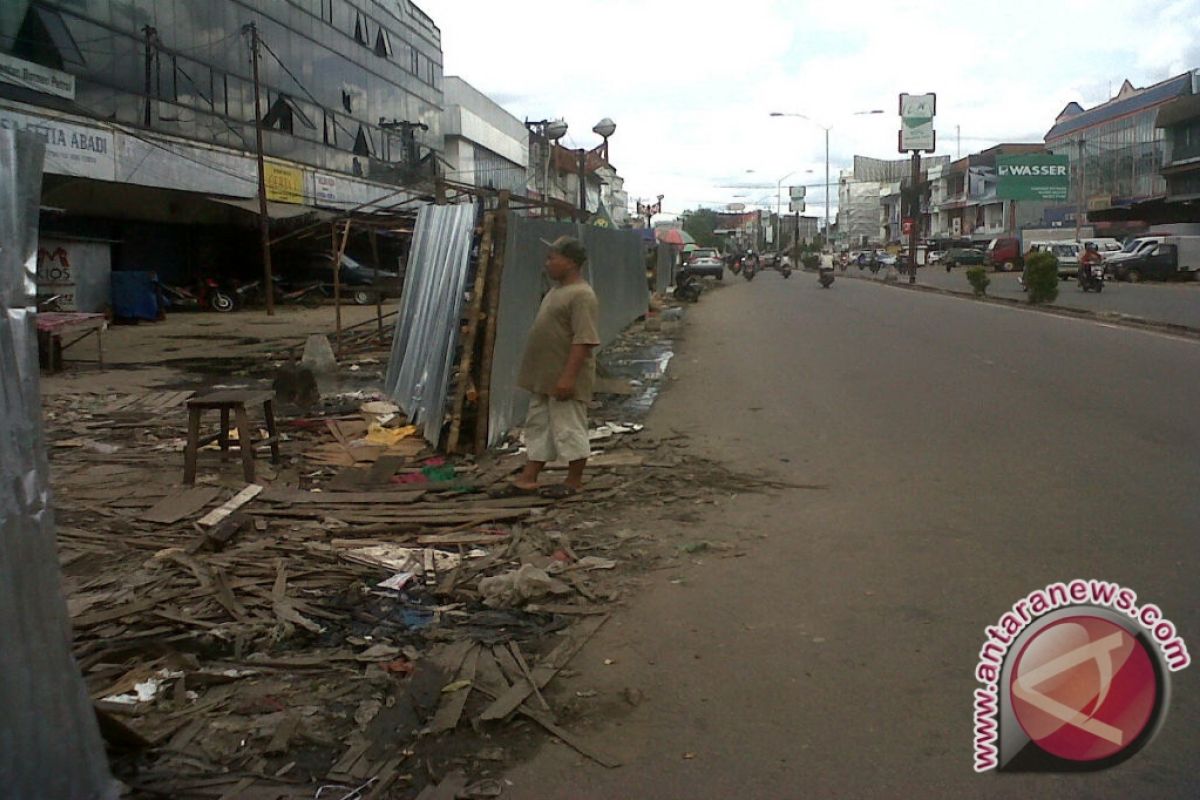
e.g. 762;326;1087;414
44;386;768;798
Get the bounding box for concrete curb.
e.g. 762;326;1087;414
832;269;1200;342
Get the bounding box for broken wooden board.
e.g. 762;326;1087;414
427;644;480;734
139;487;220;524
198;484;263;527
479;615;609;721
258;488;426;505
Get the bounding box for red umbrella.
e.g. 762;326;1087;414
655;228;694;246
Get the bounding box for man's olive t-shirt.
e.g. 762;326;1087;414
517;281;601;401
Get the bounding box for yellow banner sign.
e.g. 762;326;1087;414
264;163;304;204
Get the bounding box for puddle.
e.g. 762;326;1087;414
596;335;675;419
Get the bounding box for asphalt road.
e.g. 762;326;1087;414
851;262;1200;330
506;272;1200;798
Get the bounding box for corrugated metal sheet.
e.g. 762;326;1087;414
383;202;478;444
487;217;648;445
655;243;674;294
0;130;117;800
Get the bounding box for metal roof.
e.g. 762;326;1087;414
1044;73;1193;142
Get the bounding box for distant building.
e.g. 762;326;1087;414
927;144;1048;243
442;76;527;196
1045;72;1196;220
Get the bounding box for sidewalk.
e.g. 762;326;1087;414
836;257;1200;332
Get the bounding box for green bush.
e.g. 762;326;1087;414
1024;251;1059;305
965;266;990;297
801;254;820;269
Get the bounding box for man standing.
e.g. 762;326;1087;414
499;236;600;498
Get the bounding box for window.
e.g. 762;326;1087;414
13;4;86;70
323;110;337;146
342;89;353;113
320;0;335;23
263;94;316;135
374;28;391;58
354;12;368;45
353;125;373;156
411;48;420;75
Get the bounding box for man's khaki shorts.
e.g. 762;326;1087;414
524;394;589;463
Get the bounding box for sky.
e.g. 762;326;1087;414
416;0;1200;222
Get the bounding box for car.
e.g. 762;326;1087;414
1103;236;1165;275
928;250;944;264
877;253;898;267
686;247;720;264
942;247;986;267
278;251;402;304
685;255;724;280
1027;242;1081;279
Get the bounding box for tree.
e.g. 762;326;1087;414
681;208;721;250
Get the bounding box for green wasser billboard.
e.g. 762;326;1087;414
996;154;1069;201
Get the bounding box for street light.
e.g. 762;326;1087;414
769;109;884;250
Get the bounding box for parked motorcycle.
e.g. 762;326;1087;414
1078;263;1105;292
161;278;236;312
818;267;835;288
673;267;702;302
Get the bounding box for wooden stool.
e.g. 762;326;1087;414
183;390;280;484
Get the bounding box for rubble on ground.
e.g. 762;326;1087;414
47;328;774;798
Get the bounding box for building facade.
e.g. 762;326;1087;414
441;76;527;196
927;145;1046;242
1045;72;1195;219
0;0;445;293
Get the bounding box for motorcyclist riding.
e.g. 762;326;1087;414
1078;241;1102;282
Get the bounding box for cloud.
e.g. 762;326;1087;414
419;0;1198;217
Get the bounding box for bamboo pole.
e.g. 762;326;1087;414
473;191;510;455
446;211;495;453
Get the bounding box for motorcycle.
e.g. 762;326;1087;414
1078;262;1105;292
729;257;743;276
780;262;792;279
673;267;702;302
161;277;236;312
742;258;757;281
818;267;835;288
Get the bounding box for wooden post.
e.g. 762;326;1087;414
474;191;510;455
369;226;383;338
446;211;495;453
332;219;352;356
435;176;447;205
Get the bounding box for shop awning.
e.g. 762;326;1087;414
207;196;334;221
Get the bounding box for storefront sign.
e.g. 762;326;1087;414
264;162;304;203
0;53;75;99
996;155;1069;201
0;108;115;180
315;172;339;203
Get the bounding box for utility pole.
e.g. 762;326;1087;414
1075;139;1085;242
142;25;157;127
577;148;587;222
245;22;275;314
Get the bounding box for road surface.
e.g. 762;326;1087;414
505;271;1200;798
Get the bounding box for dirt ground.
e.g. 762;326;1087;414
42;304;387;397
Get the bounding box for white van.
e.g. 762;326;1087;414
1027;241;1081;279
1079;237;1123;255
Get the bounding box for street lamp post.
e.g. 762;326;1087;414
769;110;884;251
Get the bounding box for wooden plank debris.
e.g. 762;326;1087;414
198;484;263;527
480;615;608;721
139;487;220;524
427;644;480;734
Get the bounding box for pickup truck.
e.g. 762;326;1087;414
1113;237;1200;282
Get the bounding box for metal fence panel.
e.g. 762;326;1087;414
488;217;648;445
0;130;117;800
655;243;674;294
383;202;478;444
